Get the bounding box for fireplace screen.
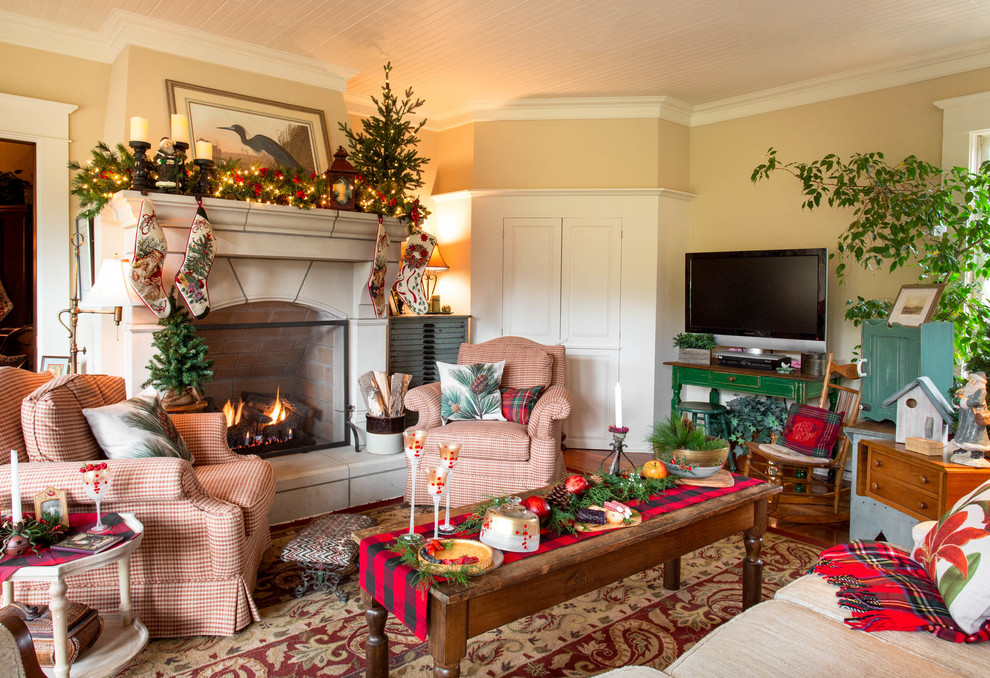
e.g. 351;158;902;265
195;302;349;458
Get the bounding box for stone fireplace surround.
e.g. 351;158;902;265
98;191;410;522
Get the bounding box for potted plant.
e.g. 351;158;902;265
672;332;716;364
143;292;214;409
724;395;788;456
647;415;730;478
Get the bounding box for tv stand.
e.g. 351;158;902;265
664;360;825;416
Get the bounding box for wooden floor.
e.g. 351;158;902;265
563;447;849;548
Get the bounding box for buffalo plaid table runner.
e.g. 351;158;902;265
814;540;990;643
0;513;137;584
360;475;763;640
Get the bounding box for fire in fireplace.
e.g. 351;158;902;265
222;388;318;455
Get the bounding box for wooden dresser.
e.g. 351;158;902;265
387;315;470;389
857;438;990;522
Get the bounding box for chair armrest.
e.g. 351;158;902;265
404;382;442;429
171;412;243;465
528;384;572;439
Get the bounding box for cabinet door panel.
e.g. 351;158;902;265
560;218;621;348
563;349;618;450
502;218;561;343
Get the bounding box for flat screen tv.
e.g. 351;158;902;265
685;248;827;353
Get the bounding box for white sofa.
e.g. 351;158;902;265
599;573;990;677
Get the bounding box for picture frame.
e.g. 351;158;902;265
40;355;70;377
888;284;944;327
167;80;332;173
34;486;69;527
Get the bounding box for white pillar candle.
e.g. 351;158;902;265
170;113;190;145
195;139;213;161
129;116;149;144
9;450;21;524
615;382;623;428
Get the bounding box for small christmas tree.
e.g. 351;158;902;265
143;292;213;403
339;62;430;229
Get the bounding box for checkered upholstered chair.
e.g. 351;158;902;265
403;337;572;506
0;367;275;638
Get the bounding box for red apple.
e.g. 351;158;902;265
522;495;551;522
564;474;590;495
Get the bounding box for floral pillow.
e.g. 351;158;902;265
782;403;843;458
438;361;506;424
912;478;990;634
82;390;193;461
501;385;545;425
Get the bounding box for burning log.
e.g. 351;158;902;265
222;388;314;452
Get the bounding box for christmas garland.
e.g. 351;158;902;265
67;143;429;227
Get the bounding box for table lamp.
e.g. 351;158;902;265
423;243;449;301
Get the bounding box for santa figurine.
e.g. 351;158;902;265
949;372;990;467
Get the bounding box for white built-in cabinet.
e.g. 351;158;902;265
503;217;621;449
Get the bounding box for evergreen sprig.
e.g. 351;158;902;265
143;291;214;395
390;538;481;589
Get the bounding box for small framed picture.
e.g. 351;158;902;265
34;487;69;527
888;284;944;327
40;356;70;377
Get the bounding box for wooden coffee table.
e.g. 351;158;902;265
355;481;780;677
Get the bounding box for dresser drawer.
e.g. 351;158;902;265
709;372;760;389
865;473;941;521
868;450;941;498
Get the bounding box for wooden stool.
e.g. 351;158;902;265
281;512;377;601
675;402;734;471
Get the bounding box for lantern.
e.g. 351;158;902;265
326;146;357;211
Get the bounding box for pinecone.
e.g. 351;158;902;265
470;373;490;395
545;483;571;510
588;474;603;486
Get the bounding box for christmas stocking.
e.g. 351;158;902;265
367;216;390;318
175;202;217;320
0;278;12;324
130;199;171;319
392;230;436;316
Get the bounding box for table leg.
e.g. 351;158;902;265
708;386;721;406
429;601;467;678
50;578;69;678
743;497;769;610
662;557;681;590
119;553;133;626
1;580;11;606
362;589;389;678
670;370;683;417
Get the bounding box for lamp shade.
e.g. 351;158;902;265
80;259;142;309
426;244;449;272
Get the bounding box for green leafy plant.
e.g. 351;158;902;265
752;148;990;369
1;517;68;553
724;395;788;453
647;416;728;460
672;332;717;350
143;292;214;398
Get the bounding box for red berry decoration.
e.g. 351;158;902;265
564;474;590;495
522;495;551;523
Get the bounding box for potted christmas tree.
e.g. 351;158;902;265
144;292;214;409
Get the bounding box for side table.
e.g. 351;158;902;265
1;513;148;678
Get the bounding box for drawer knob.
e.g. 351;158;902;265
728;376;736;382
873;459;882;467
871;482;880;491
918;501;928;510
919;475;930;484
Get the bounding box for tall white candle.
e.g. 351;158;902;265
129;116;149;144
615;382;623;428
195;139;213;161
9;450;21;524
170;113;190;145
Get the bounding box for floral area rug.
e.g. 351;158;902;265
115;503;824;677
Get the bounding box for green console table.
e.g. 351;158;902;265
664;360;826;415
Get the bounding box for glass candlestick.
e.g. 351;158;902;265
80;462;112;533
424;466;450;539
400;429;428;544
437;442;462;534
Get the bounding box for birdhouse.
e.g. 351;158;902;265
326;146;357;211
881;376;954;444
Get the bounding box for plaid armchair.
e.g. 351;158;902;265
0;367;275;638
403;337;571;506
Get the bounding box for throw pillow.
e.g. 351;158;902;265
82;390;193;461
438;361;506;424
912;478;990;635
459;344;553;389
781;403;843;458
501;385;545;425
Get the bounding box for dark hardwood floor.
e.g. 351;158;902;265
563;447;849;547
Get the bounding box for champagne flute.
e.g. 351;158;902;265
437;442;462;534
424;466;450;539
80;462;112;534
401;429;428;543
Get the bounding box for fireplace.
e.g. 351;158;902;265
195;301;349;458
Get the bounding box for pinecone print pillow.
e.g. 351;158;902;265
438;361;507;424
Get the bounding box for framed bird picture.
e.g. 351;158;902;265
167;80;332;173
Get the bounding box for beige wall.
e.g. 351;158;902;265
689;67;990;362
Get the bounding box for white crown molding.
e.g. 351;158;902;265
452;96;693;128
0;9;356;91
934;90;990;110
432;188;696;201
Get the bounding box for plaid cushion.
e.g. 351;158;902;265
501;385;545;425
782;403;843;458
0;367;53;462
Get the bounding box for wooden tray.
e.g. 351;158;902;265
574;509;642;533
675;469;734;488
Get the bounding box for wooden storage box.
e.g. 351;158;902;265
677;348;711;365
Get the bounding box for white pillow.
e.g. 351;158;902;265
438;361;507;424
82;390;193;461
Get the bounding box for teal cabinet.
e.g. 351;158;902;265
860;320;954;423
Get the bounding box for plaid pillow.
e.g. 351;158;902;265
500;385;545;425
782;402;843;458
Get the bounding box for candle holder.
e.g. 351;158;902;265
601;425;636;475
129;140;152;192
398;429;428;546
193;158;215;196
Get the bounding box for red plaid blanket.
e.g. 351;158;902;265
360;475;762;640
814;540;990;643
0;513;137;584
